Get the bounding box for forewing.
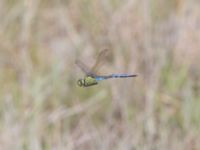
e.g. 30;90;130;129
91;49;110;74
75;60;94;76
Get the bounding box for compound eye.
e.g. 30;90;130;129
77;79;82;86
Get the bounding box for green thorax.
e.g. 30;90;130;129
83;76;98;87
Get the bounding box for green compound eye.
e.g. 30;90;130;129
77;79;83;87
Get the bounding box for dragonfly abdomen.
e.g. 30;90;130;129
111;74;137;78
95;74;137;81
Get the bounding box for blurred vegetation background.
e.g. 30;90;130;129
0;0;200;149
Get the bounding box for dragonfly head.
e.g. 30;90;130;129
77;79;84;87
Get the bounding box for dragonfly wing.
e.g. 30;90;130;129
75;60;96;76
91;49;110;74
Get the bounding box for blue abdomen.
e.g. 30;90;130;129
111;74;137;78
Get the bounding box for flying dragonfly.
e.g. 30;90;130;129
76;49;137;87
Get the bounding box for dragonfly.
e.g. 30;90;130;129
76;49;137;87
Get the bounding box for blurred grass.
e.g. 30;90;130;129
0;0;200;149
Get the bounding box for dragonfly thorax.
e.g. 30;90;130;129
77;76;98;87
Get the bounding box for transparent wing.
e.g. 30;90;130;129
75;60;96;76
91;49;110;74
